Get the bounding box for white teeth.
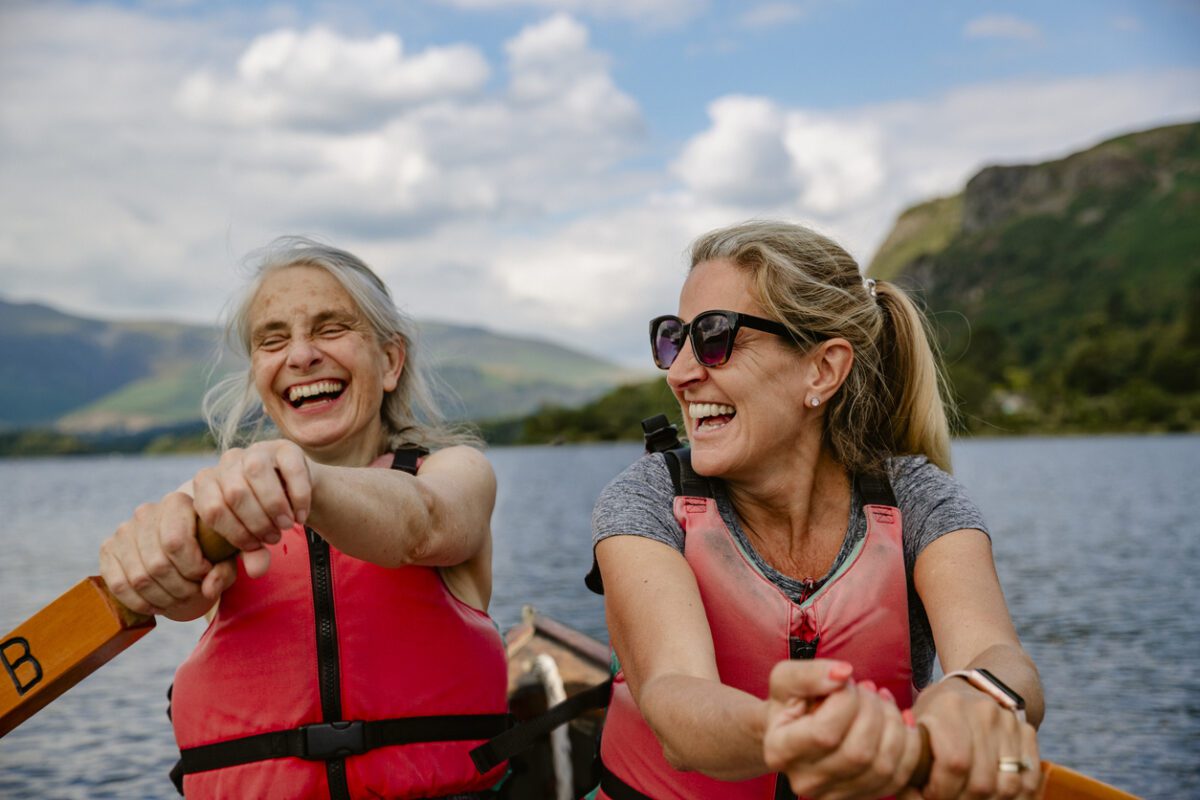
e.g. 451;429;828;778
287;380;344;402
689;402;735;420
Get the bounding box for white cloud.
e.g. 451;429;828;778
673;97;885;216
435;0;707;27
177;27;489;129
0;5;659;357
964;14;1043;42
673;96;796;206
669;69;1200;265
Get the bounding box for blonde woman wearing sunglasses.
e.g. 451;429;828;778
589;221;1043;800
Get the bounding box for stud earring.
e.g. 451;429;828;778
809;397;820;407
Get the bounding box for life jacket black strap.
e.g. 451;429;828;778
854;472;897;508
175;713;511;777
596;755;655;800
641;415;682;454
469;676;613;774
391;446;430;475
664;449;714;499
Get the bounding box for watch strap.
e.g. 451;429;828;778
943;669;1027;723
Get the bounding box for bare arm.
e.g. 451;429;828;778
597;534;771;779
306;445;496;610
306;446;495;569
912;530;1043;799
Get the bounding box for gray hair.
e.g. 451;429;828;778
203;236;480;454
689;220;953;474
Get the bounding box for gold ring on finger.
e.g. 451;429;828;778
998;757;1033;773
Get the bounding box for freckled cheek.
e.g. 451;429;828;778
250;356;281;401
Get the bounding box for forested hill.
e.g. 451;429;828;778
0;298;642;436
868;121;1200;433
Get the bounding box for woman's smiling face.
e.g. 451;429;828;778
667;259;814;481
248;265;404;466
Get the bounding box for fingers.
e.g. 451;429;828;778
201;560;240;600
99;525;160;616
241;548;272;579
770;681;916;800
917;681;1042;800
764;683;860;774
273;443;312;524
919;708;972;800
193;443;311;551
1018;721;1042;799
769;659;854;704
98;493;214;620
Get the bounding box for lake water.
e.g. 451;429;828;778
1;436;1197;798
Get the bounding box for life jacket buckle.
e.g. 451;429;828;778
299;720;366;760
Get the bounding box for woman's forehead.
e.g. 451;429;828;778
250;265;361;324
680;259;761;316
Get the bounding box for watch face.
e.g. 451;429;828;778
978;668;1026;709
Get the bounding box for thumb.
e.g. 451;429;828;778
241;547;272;579
201;560;239;600
769;659;854;703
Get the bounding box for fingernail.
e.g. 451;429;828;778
902;708;915;728
297;509;308;525
860;680;877;692
879;687;895;702
828;662;853;681
275;515;294;530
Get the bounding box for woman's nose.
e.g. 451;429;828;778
285;337;322;370
666;336;706;390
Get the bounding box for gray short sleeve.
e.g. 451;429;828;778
889;455;990;570
591;453;682;551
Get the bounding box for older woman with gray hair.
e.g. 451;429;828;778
99;237;508;799
590;220;1043;800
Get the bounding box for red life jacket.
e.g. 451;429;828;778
170;449;509;799
597;449;912;800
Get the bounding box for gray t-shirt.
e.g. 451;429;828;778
591;453;989;688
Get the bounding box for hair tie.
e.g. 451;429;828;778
863;277;877;298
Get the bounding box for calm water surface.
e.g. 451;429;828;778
1;436;1197;798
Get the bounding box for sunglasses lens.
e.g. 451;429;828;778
652;318;684;368
693;313;732;366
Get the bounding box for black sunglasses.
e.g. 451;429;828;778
649;309;792;370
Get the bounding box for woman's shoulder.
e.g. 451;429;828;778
592;452;684;550
885;453;989;542
597;451;674;501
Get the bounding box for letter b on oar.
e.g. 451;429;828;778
1;637;43;696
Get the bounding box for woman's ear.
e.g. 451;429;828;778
382;338;406;393
807;338;854;402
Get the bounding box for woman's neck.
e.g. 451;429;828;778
725;445;851;577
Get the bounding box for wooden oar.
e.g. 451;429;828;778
0;523;236;737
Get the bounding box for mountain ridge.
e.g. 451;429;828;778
867;120;1200;433
0;297;646;432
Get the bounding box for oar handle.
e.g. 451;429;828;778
196;519;239;563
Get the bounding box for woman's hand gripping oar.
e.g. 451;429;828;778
764;659;934;799
0;520;235;737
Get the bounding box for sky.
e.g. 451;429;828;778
1;1;1198;367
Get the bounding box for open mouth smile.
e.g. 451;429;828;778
689;402;735;431
286;380;347;409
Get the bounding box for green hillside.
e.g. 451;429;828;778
869;121;1200;433
0;299;644;437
